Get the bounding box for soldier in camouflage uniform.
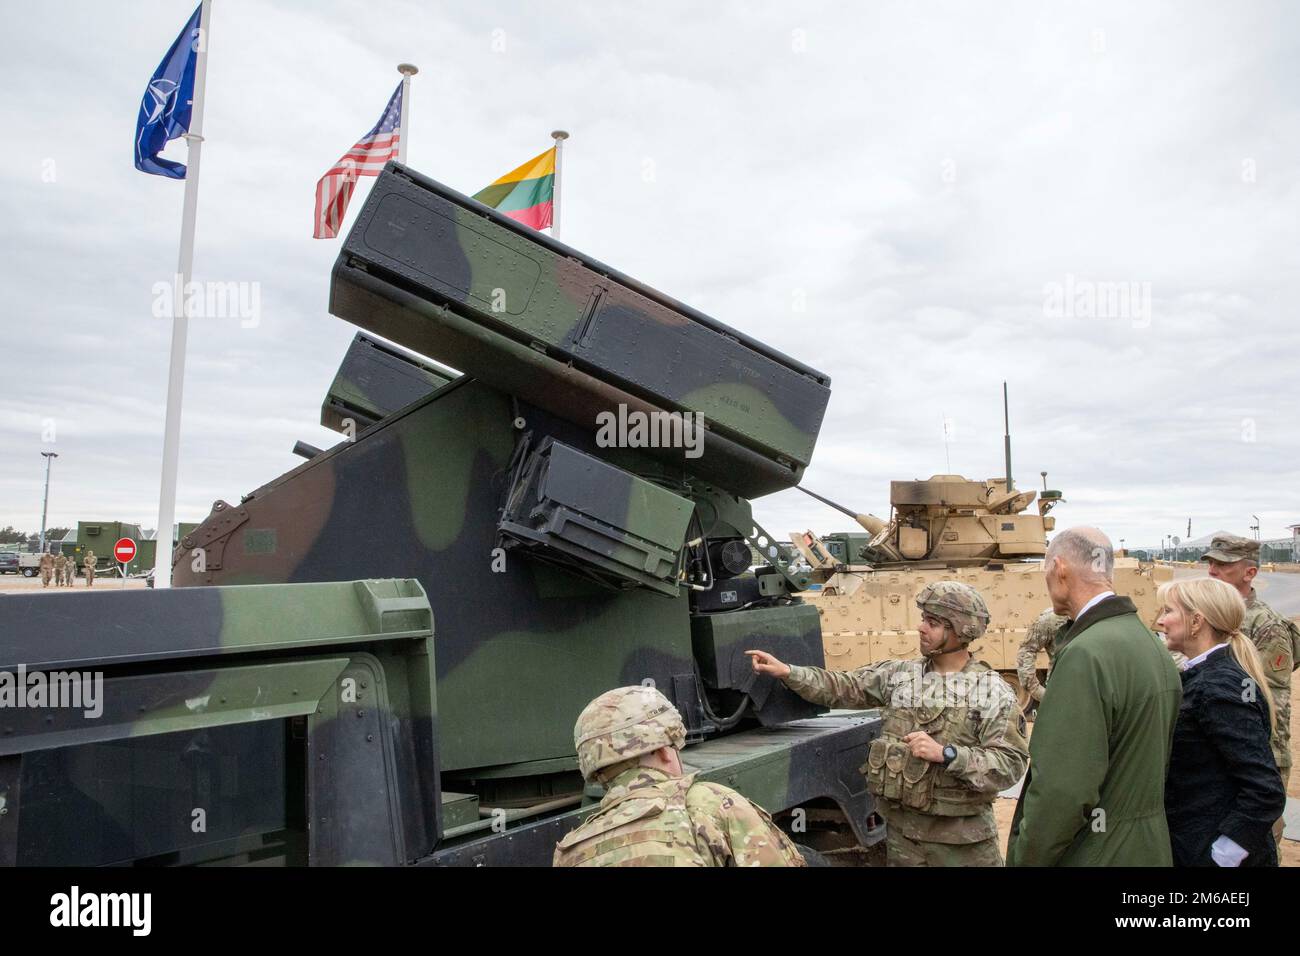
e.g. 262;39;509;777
39;551;54;587
1015;608;1068;712
53;553;67;587
82;551;96;587
1202;534;1296;841
749;581;1028;867
552;685;806;867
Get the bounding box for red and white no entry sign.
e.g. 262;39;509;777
113;538;138;563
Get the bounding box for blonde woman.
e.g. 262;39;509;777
1157;578;1286;867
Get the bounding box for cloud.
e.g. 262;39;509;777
1;0;1296;552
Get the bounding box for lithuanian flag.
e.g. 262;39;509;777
472;147;555;231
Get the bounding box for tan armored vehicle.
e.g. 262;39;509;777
791;474;1170;704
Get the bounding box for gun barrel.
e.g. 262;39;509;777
795;486;886;535
796;485;857;518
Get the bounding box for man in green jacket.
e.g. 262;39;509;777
1007;527;1182;866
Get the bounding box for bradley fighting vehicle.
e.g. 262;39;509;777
0;162;883;866
789;418;1170;705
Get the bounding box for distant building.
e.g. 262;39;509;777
1134;531;1296;563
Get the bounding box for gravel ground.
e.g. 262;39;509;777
0;573;148;592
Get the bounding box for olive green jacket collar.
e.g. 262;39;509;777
1058;594;1138;652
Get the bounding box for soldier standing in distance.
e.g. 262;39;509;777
53;553;66;587
552;685;806;867
748;580;1029;866
1015;608;1069;714
38;551;54;587
82;551;96;588
1202;533;1295;842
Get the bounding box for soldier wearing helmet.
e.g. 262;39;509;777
552;685;805;867
748;579;1028;866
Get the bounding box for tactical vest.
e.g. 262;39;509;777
861;662;996;817
553;774;710;867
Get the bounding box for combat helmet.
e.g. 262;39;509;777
574;685;686;782
916;580;990;643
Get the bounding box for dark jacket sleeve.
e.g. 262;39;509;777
1200;679;1286;855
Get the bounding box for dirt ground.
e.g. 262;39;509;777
0;573;149;592
996;697;1300;865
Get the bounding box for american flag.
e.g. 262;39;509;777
313;82;403;239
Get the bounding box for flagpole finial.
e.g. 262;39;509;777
398;63;419;76
551;130;569;141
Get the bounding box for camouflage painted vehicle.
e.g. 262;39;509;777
0;162;882;866
0;578;879;866
0;579;437;865
319;331;456;437
791;474;1171;705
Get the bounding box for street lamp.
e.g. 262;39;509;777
39;452;58;552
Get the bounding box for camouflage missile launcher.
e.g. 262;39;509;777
329;163;830;498
46;161;890;866
792;474;1171;705
321;331;457;435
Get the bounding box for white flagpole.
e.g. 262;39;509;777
153;0;212;589
550;129;569;240
397;63;418;163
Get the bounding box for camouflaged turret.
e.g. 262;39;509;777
790;471;1170;707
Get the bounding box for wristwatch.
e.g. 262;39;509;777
941;745;958;766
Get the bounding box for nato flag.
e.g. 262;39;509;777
134;4;202;178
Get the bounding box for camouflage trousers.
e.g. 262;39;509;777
1274;763;1291;846
40;569;51;587
886;827;1004;867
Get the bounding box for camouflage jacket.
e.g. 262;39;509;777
1016;611;1068;703
552;767;805;867
784;658;1028;844
1244;589;1294;771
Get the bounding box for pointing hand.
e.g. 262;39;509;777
745;649;791;679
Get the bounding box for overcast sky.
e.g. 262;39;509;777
1;0;1296;550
